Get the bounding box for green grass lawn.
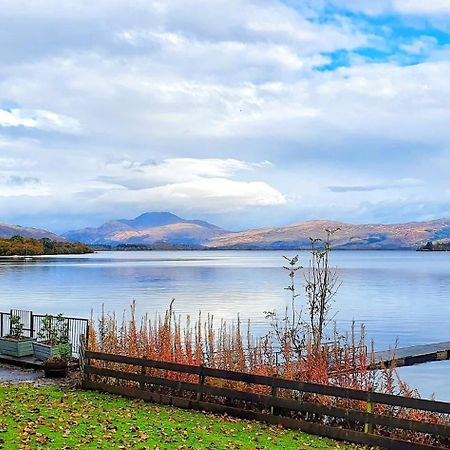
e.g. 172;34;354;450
0;385;359;449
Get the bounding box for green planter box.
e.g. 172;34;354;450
0;337;35;357
33;342;72;361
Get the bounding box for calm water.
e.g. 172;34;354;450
1;250;449;399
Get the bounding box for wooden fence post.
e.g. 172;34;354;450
79;335;86;383
270;374;278;415
197;364;205;401
140;364;147;390
364;392;373;434
83;339;91;384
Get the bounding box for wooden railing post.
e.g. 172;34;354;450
270;373;278;415
140;364;147;390
364;392;373;434
82;338;91;384
197;364;205;401
78;335;85;382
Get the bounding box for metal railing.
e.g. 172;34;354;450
1;309;89;356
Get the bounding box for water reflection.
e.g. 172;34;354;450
1;250;450;398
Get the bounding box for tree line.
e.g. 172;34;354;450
0;236;94;256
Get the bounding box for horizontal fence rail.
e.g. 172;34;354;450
1;309;89;355
81;346;450;450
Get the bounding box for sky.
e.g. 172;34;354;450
1;0;450;233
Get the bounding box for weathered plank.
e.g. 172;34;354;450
85;350;202;374
0;353;44;369
373;342;450;368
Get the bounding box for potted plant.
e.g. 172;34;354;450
33;314;72;361
0;315;35;357
44;343;71;378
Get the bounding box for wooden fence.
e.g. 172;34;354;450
80;341;450;450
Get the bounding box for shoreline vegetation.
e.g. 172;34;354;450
0;236;93;256
417;241;450;251
91;242;197;251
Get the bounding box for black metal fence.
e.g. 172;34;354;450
1;309;89;355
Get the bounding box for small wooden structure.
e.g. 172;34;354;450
372;341;450;368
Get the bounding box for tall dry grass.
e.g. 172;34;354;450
86;302;449;446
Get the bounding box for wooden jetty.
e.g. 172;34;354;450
372;341;450;368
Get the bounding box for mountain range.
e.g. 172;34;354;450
3;212;450;250
206;219;450;250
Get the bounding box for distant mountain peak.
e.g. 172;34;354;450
118;212;186;230
63;212;226;245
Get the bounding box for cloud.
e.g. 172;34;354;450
0;183;49;198
0;108;80;132
96;177;286;213
0;109;36;128
3;176;40;186
328;179;424;193
92;157;285;212
0;156;34;169
99;158;272;189
393;0;450;14
400;36;437;55
330;0;450;16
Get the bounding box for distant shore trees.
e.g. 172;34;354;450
0;235;93;256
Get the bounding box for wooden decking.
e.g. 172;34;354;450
0;354;44;370
372;341;450;368
0;354;79;370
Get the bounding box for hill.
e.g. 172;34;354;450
64;212;227;246
206;219;450;250
0;222;64;241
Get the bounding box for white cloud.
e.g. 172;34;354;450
93;157;285;212
0;108;80;132
400;36;437;54
0;109;36;128
97;177;286;213
393;0;450;14
0;156;34;169
0;182;50;198
331;0;450;15
101;158;272;189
